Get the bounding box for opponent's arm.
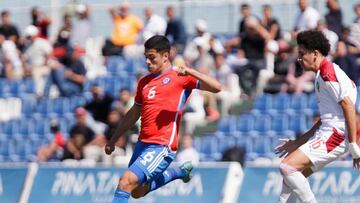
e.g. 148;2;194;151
176;66;222;93
105;104;141;154
340;96;360;169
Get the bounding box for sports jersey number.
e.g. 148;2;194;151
140;151;156;165
148;86;156;99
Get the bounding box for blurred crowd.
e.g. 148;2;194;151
0;0;359;163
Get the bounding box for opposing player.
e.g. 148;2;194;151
105;35;221;203
275;30;360;203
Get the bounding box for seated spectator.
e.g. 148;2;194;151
37;119;65;161
102;110;129;164
84;84;114;125
281;59;314;94
212;53;241;115
182;90;206;134
317;20;338;55
22;25;52;95
61;107;96;160
293;0;320;33
102;2;143;56
0;33;21;79
176;134;200;165
44;47;86;97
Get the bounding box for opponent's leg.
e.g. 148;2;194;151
279;149;317;203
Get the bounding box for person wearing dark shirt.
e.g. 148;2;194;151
333;41;360;85
325;0;343;37
62;108;95;160
0;10;19;42
85;84;114;124
261;5;281;40
165;6;187;53
238;3;252;37
44;47;86;97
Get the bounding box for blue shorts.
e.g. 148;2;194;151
128;141;176;185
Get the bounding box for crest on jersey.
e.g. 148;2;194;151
162;77;171;85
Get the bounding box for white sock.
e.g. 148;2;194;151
280;163;317;203
278;180;297;203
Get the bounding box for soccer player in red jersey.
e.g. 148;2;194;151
105;35;221;203
275;30;360;203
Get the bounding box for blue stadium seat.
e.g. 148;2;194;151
308;93;319;112
270;114;289;133
253;94;272;112
236;113;255;133
272;94;290;112
252;114;271;134
217;135;237;153
289;113;308;134
217;116;236;134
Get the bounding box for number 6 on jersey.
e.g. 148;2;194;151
148;86;156;99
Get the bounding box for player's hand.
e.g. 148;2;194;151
354;158;360;170
274;138;298;158
174;65;190;76
105;143;115;155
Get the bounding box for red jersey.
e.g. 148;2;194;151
135;69;199;151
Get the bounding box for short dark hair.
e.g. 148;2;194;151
241;4;249;9
1;10;9;17
144;35;170;53
296;30;330;56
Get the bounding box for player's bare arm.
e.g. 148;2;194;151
105;104;141;155
275;119;321;158
175;65;222;93
339;96;360;169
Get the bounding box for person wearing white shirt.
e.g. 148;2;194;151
142;6;167;41
294;0;320;32
176;134;200;165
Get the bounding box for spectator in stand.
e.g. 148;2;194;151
31;7;51;39
184;19;223;64
0;10;19;43
22;25;52;95
176;134;200;165
261;4;281;41
347;4;360;57
54;14;72;48
142;6;167;41
317;20;338;55
84;84;114;125
44;47;86;97
37;119;65;161
0;33;22;79
224;3;253;52
70;4;92;49
102;110;129;164
103;2;143;56
293;0;320;33
333;41;360;85
0;39;12;78
61;107;96;160
112;88;134;114
325;0;343;37
165;6;187;53
212;53;241;116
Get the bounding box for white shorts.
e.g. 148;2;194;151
299;124;349;172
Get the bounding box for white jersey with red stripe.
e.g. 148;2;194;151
299;59;357;172
315;59;357;127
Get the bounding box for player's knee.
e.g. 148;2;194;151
279;163;298;176
131;191;144;199
118;171;139;191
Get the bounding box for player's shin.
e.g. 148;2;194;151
148;167;184;192
112;189;130;203
279;163;317;203
278;180;297;203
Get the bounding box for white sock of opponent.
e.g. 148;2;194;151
278;180;297;203
279;163;317;203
